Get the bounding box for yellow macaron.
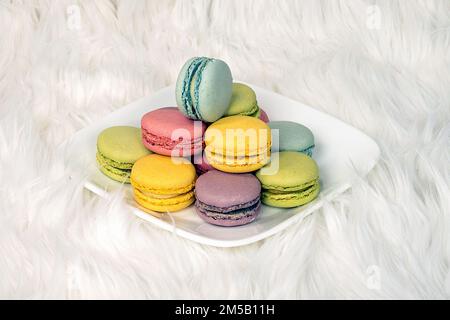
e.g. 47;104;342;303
130;154;196;213
204;115;271;173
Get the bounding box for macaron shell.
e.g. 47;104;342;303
256;152;319;190
142;107;205;140
196;196;260;214
195;170;261;208
226;83;259;116
141;107;206;156
194;59;233;122
269;121;315;154
97;126;151;164
130;154;196;194
141;137;203;157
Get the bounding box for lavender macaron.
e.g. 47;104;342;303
195;171;261;227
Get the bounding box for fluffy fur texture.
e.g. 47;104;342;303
0;0;449;299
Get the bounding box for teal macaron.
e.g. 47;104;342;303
175;57;233;123
269;121;315;156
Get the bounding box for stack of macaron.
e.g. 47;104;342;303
95;56;320;227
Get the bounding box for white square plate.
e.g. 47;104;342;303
64;83;380;247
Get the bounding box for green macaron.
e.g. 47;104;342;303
225;83;260;117
256;151;320;208
96;126;151;183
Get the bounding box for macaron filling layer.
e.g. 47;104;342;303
260;178;318;193
227;102;259;117
205;149;271;167
134;188;195;207
134;192;195;213
96;150;133;170
196;200;260;220
249;106;260;118
132;179;196;212
181;57;203;119
130;178;195;196
261;181;319;208
300;145;314;157
142;128;204;154
240;103;259;117
96;153;132;183
262;181;319;199
192;58;211;120
182;57;212;120
196;196;260;214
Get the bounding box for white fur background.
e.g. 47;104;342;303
0;0;449;299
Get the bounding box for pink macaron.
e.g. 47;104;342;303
259;108;270;123
192;152;215;175
141;107;207;157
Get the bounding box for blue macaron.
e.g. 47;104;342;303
175;57;233;123
269;121;315;156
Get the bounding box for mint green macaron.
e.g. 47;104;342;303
269;121;315;156
175;57;233;123
256;151;320;208
96;126;152;183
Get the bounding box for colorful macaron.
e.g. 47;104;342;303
195;170;261;227
225;83;260;118
176;57;233;123
130;154;196;213
269;121;315;156
204;115;271;173
96;126;151;183
259;108;270;123
256;152;320;208
192;152;215;176
141;107;206;157
225;83;269;122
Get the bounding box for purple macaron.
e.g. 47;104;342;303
195;170;262;227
